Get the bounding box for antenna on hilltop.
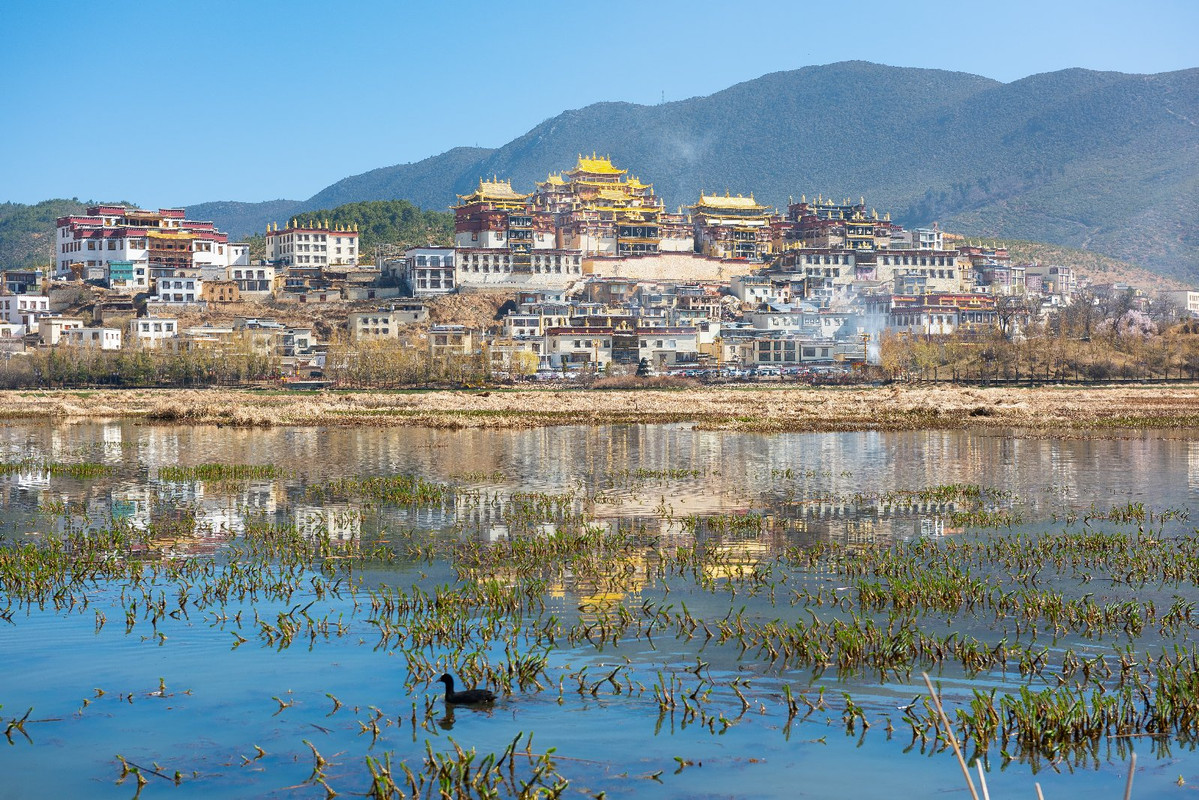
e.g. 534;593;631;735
660;90;665;104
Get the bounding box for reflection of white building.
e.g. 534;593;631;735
1189;442;1199;490
110;485;156;530
293;504;361;542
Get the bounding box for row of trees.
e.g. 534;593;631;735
0;346;280;390
880;300;1199;382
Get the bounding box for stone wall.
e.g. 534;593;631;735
584;253;762;283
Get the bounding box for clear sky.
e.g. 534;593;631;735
1;0;1194;210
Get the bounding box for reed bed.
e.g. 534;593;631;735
4;458;1197;795
0;385;1197;432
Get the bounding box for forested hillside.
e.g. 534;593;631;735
8;62;1197;283
0;199;91;269
244;199;453;261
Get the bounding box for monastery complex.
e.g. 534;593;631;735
0;152;1190;380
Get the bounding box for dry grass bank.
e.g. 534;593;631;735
1;384;1198;433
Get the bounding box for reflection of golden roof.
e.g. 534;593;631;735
571;153;626;176
693;192;765;211
457;177;529;204
703;541;770;581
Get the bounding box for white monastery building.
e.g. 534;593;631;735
265;220;359;268
55;205;248;280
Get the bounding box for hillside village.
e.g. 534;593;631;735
3;154;1197;385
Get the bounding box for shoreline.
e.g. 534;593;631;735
2;384;1198;433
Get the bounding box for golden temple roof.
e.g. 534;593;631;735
570;153;627;176
693;192;766;211
542;173;565;186
457;177;530;204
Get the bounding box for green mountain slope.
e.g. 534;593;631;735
9;62;1197;283
0;199;105;270
252;199;453;258
247;61;1193;283
185;199;307;241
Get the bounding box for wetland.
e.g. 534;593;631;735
2;418;1199;798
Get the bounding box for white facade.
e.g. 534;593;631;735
456;249;583;289
544;329;613;371
348;307;426;341
729;275;784;305
39;317;85;345
129;318;179;349
911;227;944;250
875;250;967;293
61;327;122;351
55;206;241;279
229;265;276;295
403;247;456;296
154;277;203;304
0;295;51;330
265;223;359;268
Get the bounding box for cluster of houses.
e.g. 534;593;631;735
1;154;1196;377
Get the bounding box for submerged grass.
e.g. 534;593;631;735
5;452;1199;794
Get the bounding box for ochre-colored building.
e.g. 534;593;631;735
690;192;773;261
534;155;692;256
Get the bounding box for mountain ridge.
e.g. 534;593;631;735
6;62;1196;284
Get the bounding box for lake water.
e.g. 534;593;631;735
2;421;1199;798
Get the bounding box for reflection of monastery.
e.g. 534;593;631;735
292;503;361;542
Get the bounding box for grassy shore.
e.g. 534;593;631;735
2;384;1198;432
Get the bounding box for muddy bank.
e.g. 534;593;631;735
2;384;1197;432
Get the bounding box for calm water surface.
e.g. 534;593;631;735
2;421;1199;798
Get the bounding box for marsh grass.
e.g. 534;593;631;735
5;461;1199;793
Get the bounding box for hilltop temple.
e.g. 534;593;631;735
534;154;692;256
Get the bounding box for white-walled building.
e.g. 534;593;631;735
348;304;428;341
729;275;786;306
61;327;122;351
55;205;246;279
0;295;51;330
129;318;179;349
229;264;276;295
153;276;203;304
265;220;359;268
39;317;85;345
401;247;455;296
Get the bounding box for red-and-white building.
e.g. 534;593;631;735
453;178;583;288
55;205;248;282
265;219;359;269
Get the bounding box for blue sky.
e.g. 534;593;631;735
1;0;1195;210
